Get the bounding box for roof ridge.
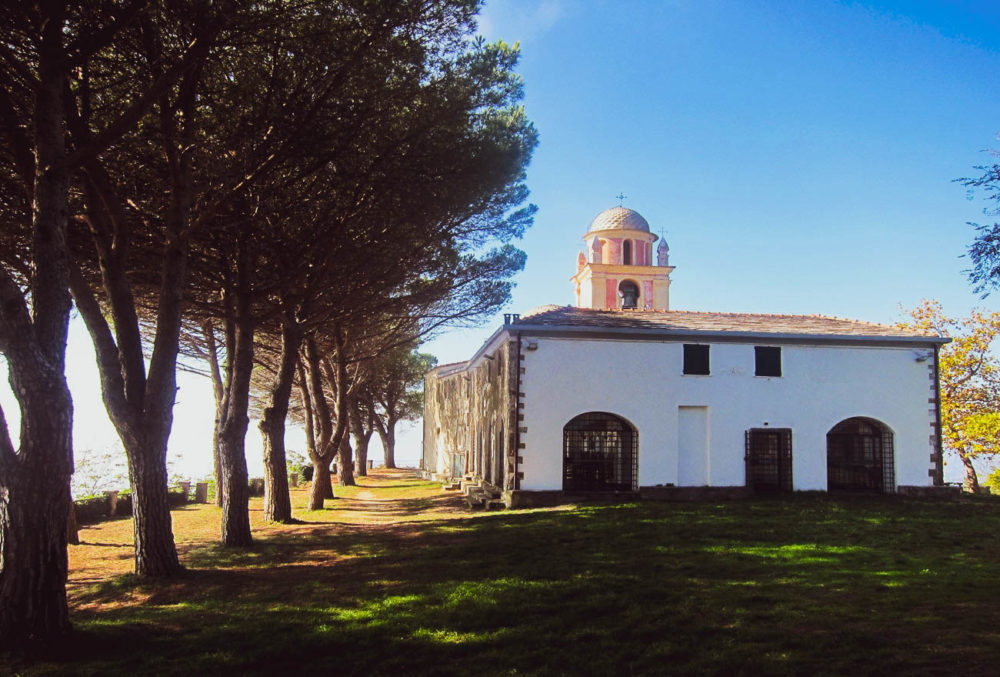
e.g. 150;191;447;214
607;307;898;326
510;305;941;339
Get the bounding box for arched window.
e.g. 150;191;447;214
563;412;637;492
826;417;895;493
619;280;639;309
623;239;632;265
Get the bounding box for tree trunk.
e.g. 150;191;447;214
0;386;74;648
219;422;252;546
319;340;352;487
325;462;336;498
309;461;333;509
218;271;255;546
298;361;317;461
338;435;355;486
377;418;397;469
260;420;292;522
126;435;182;575
260;318;300;523
212;422;223;506
70;140;191;576
66;498;79;546
348;398;374;477
354;431;373;476
301;333;348;508
960;450;981;493
0;4;75;645
203;322;225;507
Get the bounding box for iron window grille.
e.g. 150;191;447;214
563;412;638;492
683;344;710;375
755;346;782;377
826;417;895;493
745;428;793;493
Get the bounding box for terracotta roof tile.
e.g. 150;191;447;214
515;305;942;341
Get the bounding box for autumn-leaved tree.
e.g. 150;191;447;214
903;300;1000;492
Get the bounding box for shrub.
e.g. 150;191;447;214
74;495;111;524
167;489;188;508
73;487;187;526
248;478;265;497
114;490;133;517
300;464;314;482
286;449;309;478
986;468;1000;495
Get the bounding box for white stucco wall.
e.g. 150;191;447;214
518;336;937;491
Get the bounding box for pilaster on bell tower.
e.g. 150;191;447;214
570;206;674;311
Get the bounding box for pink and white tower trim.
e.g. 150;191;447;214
570;206;675;311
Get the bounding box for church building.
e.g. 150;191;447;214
422;207;948;506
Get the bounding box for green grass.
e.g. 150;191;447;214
7;488;1000;676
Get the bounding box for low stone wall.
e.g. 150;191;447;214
74;489;189;525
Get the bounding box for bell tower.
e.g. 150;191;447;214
570;206;674;311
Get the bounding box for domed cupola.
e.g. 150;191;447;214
583;206;659;267
588;207;651;233
571;204;675;311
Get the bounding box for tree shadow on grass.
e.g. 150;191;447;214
76;541;132;548
40;495;1000;676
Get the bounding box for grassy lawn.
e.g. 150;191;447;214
6;470;1000;675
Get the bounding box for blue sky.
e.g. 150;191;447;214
4;1;999;484
426;0;1000;371
425;0;1000;481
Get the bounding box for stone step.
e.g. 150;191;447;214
484;498;506;511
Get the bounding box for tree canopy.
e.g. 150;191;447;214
0;0;536;645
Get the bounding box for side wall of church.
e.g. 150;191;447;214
517;337;938;491
423;340;518;490
423;368;468;478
